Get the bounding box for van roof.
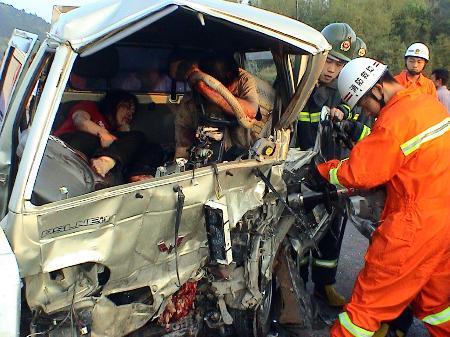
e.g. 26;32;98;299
49;0;330;55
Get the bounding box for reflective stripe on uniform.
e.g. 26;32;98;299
329;158;349;189
352;113;360;121
400;117;450;156
342;104;351;111
339;312;375;337
299;255;310;266
358;125;371;141
298;111;320;123
313;258;338;268
422;306;450;326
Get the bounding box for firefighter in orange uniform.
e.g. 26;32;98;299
316;57;450;337
394;42;437;96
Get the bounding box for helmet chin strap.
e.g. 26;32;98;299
367;84;386;109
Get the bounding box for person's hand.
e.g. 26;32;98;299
91;156;116;178
128;174;154;183
305;160;337;213
330;107;345;121
340;120;365;143
186;66;202;86
331;104;352;122
304;159;330;192
98;131;118;148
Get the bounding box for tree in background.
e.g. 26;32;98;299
250;0;449;75
0;3;49;60
428;0;450;71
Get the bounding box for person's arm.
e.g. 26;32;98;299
72;110;117;147
329;104;361;122
194;81;258;118
340;120;372;143
174;98;196;159
330;104;372;142
174;147;190;159
187;66;258;120
317;126;404;189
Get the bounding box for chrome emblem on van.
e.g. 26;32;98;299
40;216;111;238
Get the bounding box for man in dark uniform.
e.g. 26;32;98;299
297;22;359;308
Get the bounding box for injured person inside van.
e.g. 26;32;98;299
174;53;260;163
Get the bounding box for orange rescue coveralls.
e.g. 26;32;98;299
317;87;450;337
395;70;437;96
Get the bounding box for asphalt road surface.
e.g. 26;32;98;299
300;222;429;337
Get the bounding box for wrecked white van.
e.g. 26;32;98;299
0;1;341;336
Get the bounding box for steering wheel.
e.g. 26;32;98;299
189;71;255;129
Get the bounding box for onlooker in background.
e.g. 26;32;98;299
395;42;436;96
431;68;450;113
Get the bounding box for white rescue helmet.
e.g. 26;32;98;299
404;42;430;61
338;57;388;109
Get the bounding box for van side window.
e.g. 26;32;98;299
289;54;310;86
243;51;277;86
0;30;38;130
68;47;189;94
0;47;28;128
13;53;51;156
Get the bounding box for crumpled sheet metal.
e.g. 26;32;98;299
91;297;153;337
226;162;286;229
25;265;99;314
226;179;266;228
283;148;317;174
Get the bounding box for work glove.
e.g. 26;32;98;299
302;157;336;213
336;104;352;120
303;159;330;189
340;120;362;142
340;120;369;143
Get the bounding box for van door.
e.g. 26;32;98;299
0;29;38;130
0;29;40;218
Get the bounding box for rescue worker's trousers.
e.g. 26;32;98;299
300;213;345;286
331;210;450;337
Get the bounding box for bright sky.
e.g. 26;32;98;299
1;0;98;22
